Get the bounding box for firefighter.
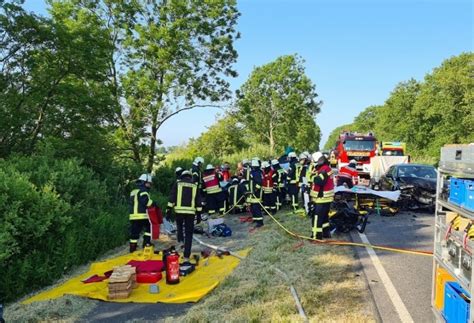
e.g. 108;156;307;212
337;159;358;188
272;159;287;210
202;164;225;217
175;166;184;179
129;173;155;253
192;157;204;189
309;152;335;239
228;177;245;213
248;158;264;227
262;161;277;214
239;159;251;181
287;152;300;212
166;170;202;264
299;153;311;214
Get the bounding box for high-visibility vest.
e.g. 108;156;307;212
310;164;335;204
167;180;202;215
276;168;286;188
129;188;153;220
202;171;222;194
262;169;275;193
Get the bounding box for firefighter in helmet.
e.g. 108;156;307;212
262;161;277;214
272;159;287;210
309;152;335;239
337;159;358;188
166;170;202;264
202;164;225;217
248;158;264;227
129;173;155;253
287;152;300;212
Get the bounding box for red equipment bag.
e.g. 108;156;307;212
147;206;163;240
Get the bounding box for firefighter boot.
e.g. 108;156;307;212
129;242;137;253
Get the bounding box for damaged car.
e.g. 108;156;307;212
378;164;437;210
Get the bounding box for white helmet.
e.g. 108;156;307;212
299;153;307;160
349;159;357;165
312;151;323;161
288;152;297;158
271;159;279;166
242;159;249;165
138;173;153;183
303;151;312;160
252;156;261;161
194;157;204;165
175;167;183;173
261;161;270;168
251;159;260;167
205;164;214;170
181;170;192;177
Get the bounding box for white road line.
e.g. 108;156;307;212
358;232;414;323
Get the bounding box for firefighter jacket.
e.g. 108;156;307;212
310;164;335;204
338;165;358;185
167;177;203;215
298;163;308;187
241;166;251;181
306;163;316;184
202;170;222;195
287;161;299;185
191;164;203;189
129;184;154;220
248;168;263;202
262;168;277;193
274;166;287;188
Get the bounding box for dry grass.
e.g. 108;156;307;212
166;210;375;323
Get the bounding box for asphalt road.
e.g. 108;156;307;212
351;210;435;323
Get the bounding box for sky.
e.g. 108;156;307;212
23;0;473;148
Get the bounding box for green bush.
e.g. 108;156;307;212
0;154;129;302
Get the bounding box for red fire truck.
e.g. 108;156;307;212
333;132;377;184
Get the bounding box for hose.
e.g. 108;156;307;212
192;236;308;322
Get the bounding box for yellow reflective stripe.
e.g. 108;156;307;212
196;207;203;212
130;189;139;215
130;239;138;243
207;186;222;194
253;217;263;220
129;213;148;220
144;232;151;236
167;202;174;208
322;223;330;228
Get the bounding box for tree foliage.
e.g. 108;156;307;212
235;55;321;154
324;53;474;159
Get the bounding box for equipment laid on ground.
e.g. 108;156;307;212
107;265;136;300
432;144;474;322
329;199;368;233
179;263;196;276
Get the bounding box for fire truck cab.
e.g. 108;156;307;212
334;132;377;184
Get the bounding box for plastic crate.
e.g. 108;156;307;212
464;180;474;212
443;281;470;323
449;178;465;206
435;267;456;310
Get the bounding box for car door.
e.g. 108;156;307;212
380;166;395;191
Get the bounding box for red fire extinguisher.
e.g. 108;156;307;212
166;249;180;285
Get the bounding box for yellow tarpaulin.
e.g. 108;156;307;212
23;249;248;304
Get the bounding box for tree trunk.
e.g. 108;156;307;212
269;120;275;155
146;123;157;173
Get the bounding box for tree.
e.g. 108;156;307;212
323;124;352;150
235;55;321;154
0;1;115;170
58;0;240;172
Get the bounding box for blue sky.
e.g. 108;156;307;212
24;0;473;149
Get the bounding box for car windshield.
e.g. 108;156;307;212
343;140;375;151
397;166;437;179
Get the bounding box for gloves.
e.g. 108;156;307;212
165;208;172;221
196;212;202;224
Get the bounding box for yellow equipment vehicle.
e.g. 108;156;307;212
379;141;407;156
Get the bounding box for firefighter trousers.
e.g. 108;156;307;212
130;219;151;251
206;192;225;216
263;191;277;213
311;202;331;240
277;187;286;209
176;213;195;259
288;184;299;211
250;202;263;225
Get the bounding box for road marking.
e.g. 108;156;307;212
358;232;414;323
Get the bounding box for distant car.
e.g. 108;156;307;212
379;164;437;210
